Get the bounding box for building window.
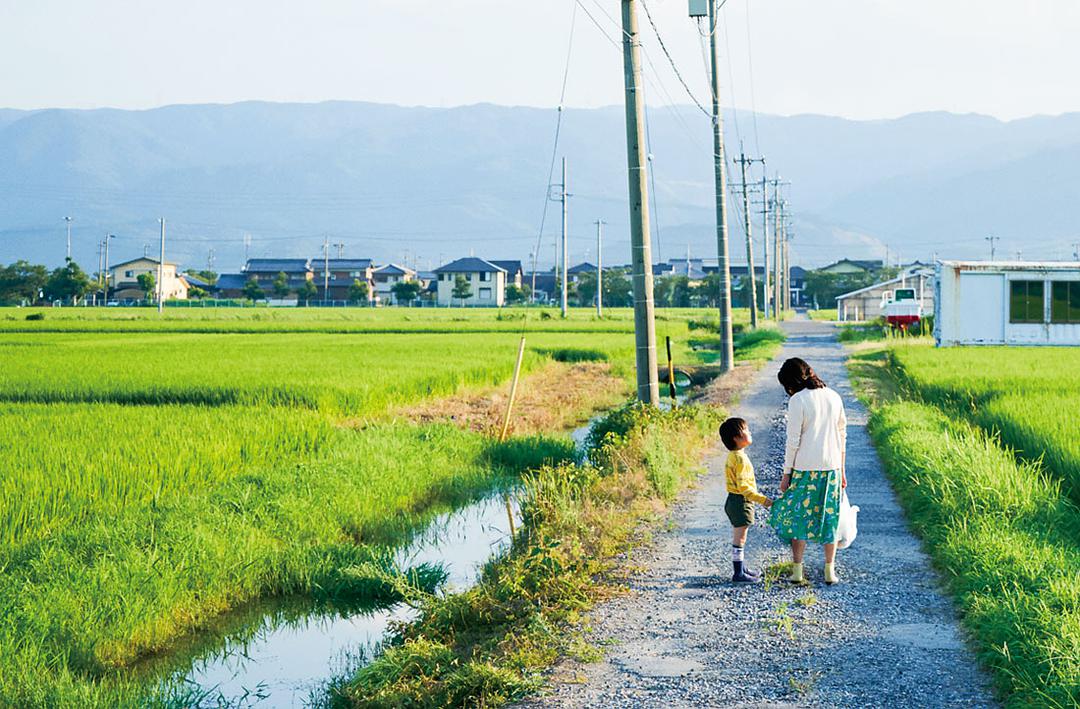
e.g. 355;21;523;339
125;270;134;278
1009;280;1044;324
479;287;492;299
479;272;491;282
1051;281;1080;324
438;273;444;281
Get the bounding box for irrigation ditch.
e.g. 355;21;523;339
122;348;719;707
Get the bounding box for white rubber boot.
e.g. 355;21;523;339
824;562;840;585
788;562;805;583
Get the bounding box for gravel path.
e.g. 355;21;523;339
525;318;996;708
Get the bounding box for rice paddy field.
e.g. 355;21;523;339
858;343;1080;707
0;306;767;706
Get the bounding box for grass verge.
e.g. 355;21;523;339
328;402;722;707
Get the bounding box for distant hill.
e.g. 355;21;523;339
1;101;1078;271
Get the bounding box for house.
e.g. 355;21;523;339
372;263;418;304
310;258;375;301
215;273;249;299
243;259;313;294
817;259;884;275
527;272;557;303
433;257;507;306
836;269;934;322
490;261;524;288
567;262;598;284
109;257;189;301
789;265;808;307
181;273;215;293
935;261;1080;346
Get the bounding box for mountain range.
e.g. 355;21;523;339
1;100;1078;272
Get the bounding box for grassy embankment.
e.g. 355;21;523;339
850;344;1080;708
0;307;756;706
330;403;723;706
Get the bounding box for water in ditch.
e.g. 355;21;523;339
151;493;520;707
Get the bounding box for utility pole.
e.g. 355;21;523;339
768;176;789;317
207;247;216;272
561;157;570;318
760;172;771;319
621;0;660;404
1072;242;1080;261
335;242;345;259
706;0;734;371
595;219;606;317
157;218;166;315
104;234;114;303
323;235;330;304
782;215;792;311
735;150;764;327
64;216;73;261
96;239;104;305
986;235;999;260
244;234;252;264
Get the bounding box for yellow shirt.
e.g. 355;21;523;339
725;450;769;505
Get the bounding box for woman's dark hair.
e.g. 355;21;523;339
777;357;827;395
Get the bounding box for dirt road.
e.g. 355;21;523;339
528;318;996;708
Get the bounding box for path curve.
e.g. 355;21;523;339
527;318;996;708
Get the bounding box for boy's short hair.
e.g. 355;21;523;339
719;417;748;451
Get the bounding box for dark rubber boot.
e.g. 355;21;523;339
732;561;760;584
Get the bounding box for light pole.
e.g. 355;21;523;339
64;216;73;260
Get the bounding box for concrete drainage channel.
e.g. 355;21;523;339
146;493;522;707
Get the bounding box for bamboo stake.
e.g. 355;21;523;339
666;335;677;404
498;336;527;442
504;497;517;538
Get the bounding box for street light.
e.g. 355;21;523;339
64;216;73;260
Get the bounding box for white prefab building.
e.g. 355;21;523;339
935;261;1080;346
433;257;507;306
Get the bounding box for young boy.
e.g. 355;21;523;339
720;417;772;583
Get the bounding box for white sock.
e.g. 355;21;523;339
732;545;745;563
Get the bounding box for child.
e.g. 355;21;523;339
720;417;772;583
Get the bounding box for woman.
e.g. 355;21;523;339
768;357;847;584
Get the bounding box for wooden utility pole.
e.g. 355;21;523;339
760;172;771;319
323;236;331;303
594;219;606;317
707;0;734;371
561;157;569;317
768;176;789;317
782;210;791;311
621;0;659;404
157;218;166;314
734;150;763;327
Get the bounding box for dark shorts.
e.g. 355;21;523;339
725;493;754;527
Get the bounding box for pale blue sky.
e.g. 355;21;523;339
2;0;1079;119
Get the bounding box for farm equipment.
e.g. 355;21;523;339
883;287;922;333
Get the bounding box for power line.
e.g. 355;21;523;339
639;0;710;117
743;0;762;156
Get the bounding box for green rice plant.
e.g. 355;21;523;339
889;345;1080;500
869;400;1080;707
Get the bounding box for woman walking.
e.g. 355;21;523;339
769;357;847;584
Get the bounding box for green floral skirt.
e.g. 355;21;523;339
768;469;842;544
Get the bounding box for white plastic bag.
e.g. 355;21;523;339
836;491;859;549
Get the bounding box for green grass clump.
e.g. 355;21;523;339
868;401;1080;707
330;403;723;707
807;309;837;321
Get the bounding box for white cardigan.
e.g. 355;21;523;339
783;387;847;474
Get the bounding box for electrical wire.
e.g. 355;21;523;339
639;0;711;117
